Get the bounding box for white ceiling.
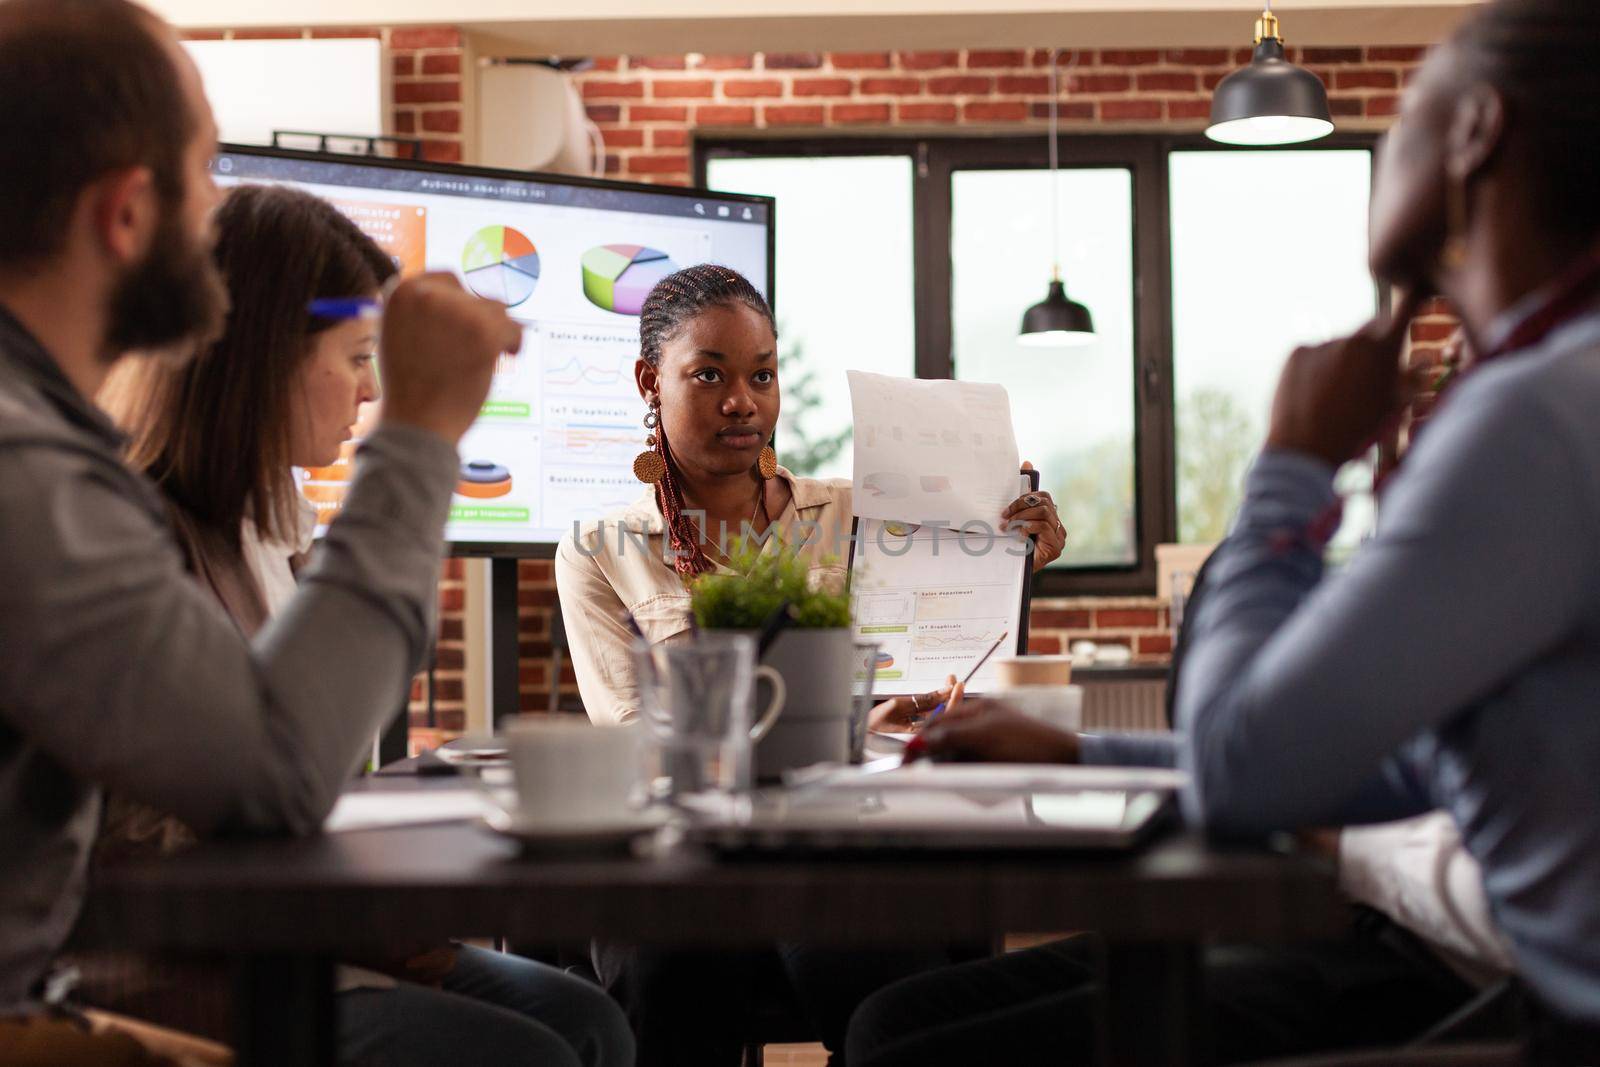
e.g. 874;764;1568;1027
149;1;1480;55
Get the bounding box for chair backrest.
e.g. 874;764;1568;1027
1163;547;1225;727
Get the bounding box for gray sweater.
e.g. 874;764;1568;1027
0;304;457;1008
1087;300;1600;1027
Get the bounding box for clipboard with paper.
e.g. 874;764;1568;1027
844;371;1036;698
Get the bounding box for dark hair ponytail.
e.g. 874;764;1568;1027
638;264;776;579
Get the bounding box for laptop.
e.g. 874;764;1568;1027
686;764;1182;854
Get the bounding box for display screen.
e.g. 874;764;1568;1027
211;146;774;554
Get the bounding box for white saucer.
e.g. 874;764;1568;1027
436;735;509;766
481;805;673;851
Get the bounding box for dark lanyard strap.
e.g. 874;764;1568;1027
1480;254;1600;362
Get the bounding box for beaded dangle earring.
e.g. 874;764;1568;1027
633;402;666;484
757;440;778;480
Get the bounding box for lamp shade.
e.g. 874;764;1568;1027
1019;280;1096;347
1207;38;1334;146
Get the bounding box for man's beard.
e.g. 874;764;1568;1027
104;206;229;361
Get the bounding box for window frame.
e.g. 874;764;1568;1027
697;131;1381;595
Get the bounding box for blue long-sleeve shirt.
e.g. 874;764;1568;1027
1088;305;1600;1025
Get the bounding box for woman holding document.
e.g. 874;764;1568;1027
556;262;1066;729
556;263;1065;1066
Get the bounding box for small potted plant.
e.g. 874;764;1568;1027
690;537;853;779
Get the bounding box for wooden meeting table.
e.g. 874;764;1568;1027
82;778;1347;1067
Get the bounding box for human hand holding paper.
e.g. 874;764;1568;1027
847;372;1032;697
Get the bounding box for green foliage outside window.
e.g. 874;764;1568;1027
774;329;851;479
1177;387;1259;543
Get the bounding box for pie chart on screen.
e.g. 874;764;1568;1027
462;225;540;308
581;244;678;316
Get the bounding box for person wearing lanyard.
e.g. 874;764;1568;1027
865;0;1600;1063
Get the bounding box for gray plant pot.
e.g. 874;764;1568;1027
744;628;856;781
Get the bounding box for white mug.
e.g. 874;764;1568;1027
993;684;1083;733
504;715;643;825
994;655;1073;688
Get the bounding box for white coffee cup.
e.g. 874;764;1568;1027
992;684;1083;733
994;655;1073;688
504;716;643;825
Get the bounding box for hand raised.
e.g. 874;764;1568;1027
1266;291;1425;466
1001;461;1067;572
378;273;523;445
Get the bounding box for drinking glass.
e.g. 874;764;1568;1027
849;641;883;763
634;633;784;797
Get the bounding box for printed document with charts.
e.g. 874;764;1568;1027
846;371;1033;698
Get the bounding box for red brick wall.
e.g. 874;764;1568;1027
1407;297;1462;376
407;557;468;737
191;28;1440;735
543;44;1431;724
573;46;1426;187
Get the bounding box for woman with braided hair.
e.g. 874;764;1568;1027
556;262;1064;727
557;263;1061;1066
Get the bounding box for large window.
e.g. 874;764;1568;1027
706;154;915;480
699;136;1378;592
950;168;1137;566
1169;149;1376;546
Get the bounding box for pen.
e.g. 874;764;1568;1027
923;629;1009;724
308;297;381;321
755;600;795;659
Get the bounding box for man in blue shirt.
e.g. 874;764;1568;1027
865;1;1600;1062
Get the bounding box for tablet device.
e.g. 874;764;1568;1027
687;785;1174;854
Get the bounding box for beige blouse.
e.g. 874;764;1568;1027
556;466;853;725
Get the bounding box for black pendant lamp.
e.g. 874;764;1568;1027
1019;48;1095;348
1207;3;1334;146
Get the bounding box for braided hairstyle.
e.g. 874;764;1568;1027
638;264;777;579
1453;0;1600;243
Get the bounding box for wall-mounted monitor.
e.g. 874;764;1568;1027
212;145;775;556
